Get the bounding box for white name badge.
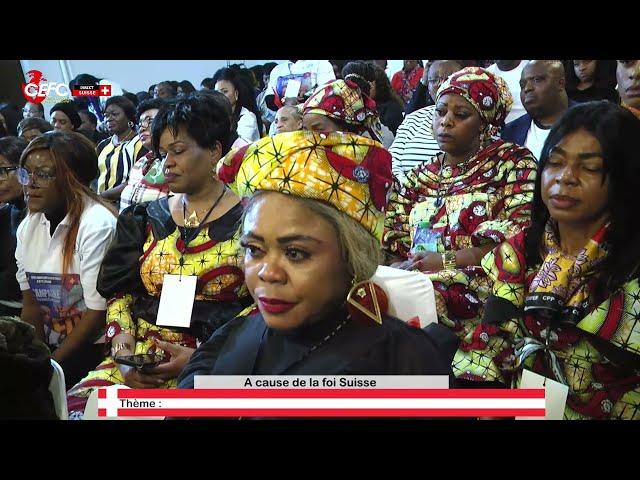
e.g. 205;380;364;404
156;274;197;328
517;369;569;421
284;79;301;99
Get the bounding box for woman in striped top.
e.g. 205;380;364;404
96;96;146;205
389;60;462;184
118;98;170;212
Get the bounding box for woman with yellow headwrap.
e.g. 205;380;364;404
177;130;457;385
383;67;538;384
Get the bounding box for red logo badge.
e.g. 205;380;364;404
21;70;48;104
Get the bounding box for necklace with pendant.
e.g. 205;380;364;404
182;186;226;229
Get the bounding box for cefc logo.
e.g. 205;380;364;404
21;69;112;104
21;70;70;104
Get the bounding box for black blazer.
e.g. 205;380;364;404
501;100;578;147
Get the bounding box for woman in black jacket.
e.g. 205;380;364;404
0;137;28;317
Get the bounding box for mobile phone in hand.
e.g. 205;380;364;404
114;353;164;370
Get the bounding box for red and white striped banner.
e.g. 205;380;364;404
97;388;545;418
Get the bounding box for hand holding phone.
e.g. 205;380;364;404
114;353;164;370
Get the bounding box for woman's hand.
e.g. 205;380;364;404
120;365;165;389
390;258;414;270
392;252;444;272
137;340;196;383
118;340;196;388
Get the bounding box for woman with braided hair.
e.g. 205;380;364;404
342;61;404;137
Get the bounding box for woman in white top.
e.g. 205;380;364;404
213;67;263;142
15;131;117;388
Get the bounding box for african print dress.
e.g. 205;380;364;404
66;197;251;417
383;139;537;346
461;224;640;419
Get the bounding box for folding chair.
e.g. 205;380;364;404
49;359;68;420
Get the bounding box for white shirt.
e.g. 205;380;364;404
15;200;117;347
267;60;336;99
237;107;260;143
524;120;551;161
486;61;529;123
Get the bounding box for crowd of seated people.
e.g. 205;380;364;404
1;59;639;420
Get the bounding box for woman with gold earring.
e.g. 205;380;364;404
383;67;538;384
96;96;146;204
66;92;252;418
175;129;457;389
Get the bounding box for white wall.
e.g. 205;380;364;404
18;60;427;119
20;59;286;95
19;59;429;94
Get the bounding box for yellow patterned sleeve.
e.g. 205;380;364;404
451;235;531;384
500;154;537;224
104;294;137;345
482;242;527;307
383;171;422;259
473;151;538;245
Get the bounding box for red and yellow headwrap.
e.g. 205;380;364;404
302;79;383;142
436;66;514;137
217;130;393;242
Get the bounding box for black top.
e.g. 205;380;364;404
78;128;109;145
377;100;405;135
405;81;434;115
0;317;56;419
568;85;620;104
0;196;27;307
177;307;459;386
96;196;252;342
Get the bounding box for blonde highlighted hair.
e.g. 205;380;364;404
20;132;117;275
243;191;382;283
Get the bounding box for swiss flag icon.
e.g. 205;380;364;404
98;84;112;96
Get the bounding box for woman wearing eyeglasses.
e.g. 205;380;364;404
14;131;117;388
22;102;45;120
118;98;170;212
0;137;29;317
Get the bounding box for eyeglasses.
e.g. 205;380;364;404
138;116;156;129
0;166;18;181
17;167;56;186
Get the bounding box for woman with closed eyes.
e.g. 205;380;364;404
383;67;538;384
